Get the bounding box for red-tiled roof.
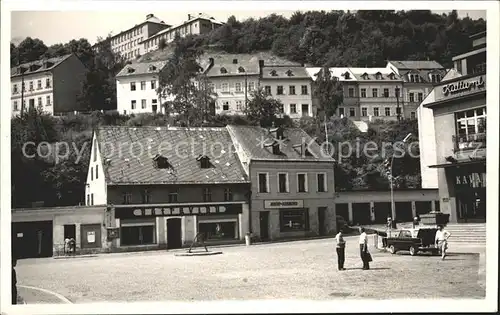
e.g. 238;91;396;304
96;126;249;185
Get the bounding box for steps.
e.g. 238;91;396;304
445;223;486;245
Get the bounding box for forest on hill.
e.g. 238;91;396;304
10;10;485;207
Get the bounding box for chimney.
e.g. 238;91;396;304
259;60;264;75
146;13;154;19
188;14;192;20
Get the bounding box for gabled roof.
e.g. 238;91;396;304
388;60;445;70
350;68;403;81
261;66;310;79
116;60;168;77
205;54;260;77
398;68;448;83
95;126;248;185
227;125;334;162
10;54;73;78
306;67;357;82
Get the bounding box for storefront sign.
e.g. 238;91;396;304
87;231;96;243
442;76;485;96
115;204;242;219
455;172;486;188
264;200;304;209
17;233;23;238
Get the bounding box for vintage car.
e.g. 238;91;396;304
385;227;440;256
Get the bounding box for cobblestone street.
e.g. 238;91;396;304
15;237;485;303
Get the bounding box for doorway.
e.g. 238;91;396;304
12;221;53;259
374;202;391;224
318;207;327;236
166;218;182;249
457;189;486;222
259;211;270;241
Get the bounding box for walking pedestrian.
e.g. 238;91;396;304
335;229;346;271
359;227;370;270
12;255;17;305
435;225;451;260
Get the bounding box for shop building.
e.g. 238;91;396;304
85;126;250;250
418;31;486;223
227;125;336;240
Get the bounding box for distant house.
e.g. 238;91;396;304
10;54;88;116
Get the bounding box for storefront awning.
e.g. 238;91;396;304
428;159;486;169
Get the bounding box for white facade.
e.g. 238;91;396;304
116;75;163;115
417;90;439;189
208;75;259;115
259;79;313;118
85;132;107;206
11;72;54;116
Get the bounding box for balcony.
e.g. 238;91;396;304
453;133;486;152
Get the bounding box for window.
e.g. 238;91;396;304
301;104;309;116
87;194;90;206
198;221;237;240
289;85;296;95
248;82;255;91
411;112;416;119
91;194;94;206
22;82;26;91
208;83;215;93
13;101;18;111
361;107;367;116
236;100;243;111
418;93;423;102
290;104;297;114
222;101;229;111
168;189;178;203
455;107;487;148
46;95;51;106
130;82;136;91
131;100;136;109
384;88;389;98
264;86;272;95
277;86;284;95
360;88;366;98
122;192;132;204
258;173;269;193
396;107;401;115
280;209;309;232
373;107;380;117
151;80;156;90
349;108;355;117
372;88;378;97
409;93;415;102
339;107;345;117
235;82;242;92
385;107;391;116
317;173;327;192
93;138;97;161
297;173;308;192
139;189;151;203
13;84;18;93
301;85;308;95
348;88;354;97
37;80;42;90
221;83;229;92
278;173;289;193
38;97;42;107
203;188;212;202
120;224;155;246
278;104;284;113
224;188;233;201
91;167;94;180
29;81;34;91
141;99;147;109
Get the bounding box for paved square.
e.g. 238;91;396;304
15;237;485;303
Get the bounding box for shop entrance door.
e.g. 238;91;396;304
318;207;326;236
259;211;269;241
167;218;182;249
457;189;486;222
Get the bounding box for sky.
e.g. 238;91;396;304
11;10;487;46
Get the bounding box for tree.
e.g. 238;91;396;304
158;38;167;50
13;37;48;65
244;88;283;127
314;67;344;118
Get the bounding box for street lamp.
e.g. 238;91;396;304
389;132;413;230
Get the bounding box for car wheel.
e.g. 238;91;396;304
389;245;396;254
409;246;417;256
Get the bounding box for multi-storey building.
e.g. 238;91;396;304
94;14;170;61
10;54;88;116
141;13;224;54
115;60;170;115
85;126;250;250
418;31;486;223
228;125;336;240
260;65;313;118
386;60;446;120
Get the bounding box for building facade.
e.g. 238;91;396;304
86;126;251;250
386;60;447;120
228;125;336;240
141;13;223;54
115;61;169;115
94;14;169;61
10;54;88;116
418;31;486;223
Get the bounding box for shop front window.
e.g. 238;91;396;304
198;221;237;240
454;107;486;151
120;225;155;246
279;209;309;232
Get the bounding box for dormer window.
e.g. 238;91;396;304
29;64;40;72
270;70;278;76
127;67;135;73
148;65;157;71
44;61;54;68
220;67;227;74
17;66;27;75
196;155;211;168
388;73;396;80
238;66;245;73
152;154;171;169
270;126;284;140
342;72;350;79
265;140;282;155
409;74;420;83
232;59;238;64
286;70;294;76
292;143;313;156
375;72;382;80
430;74;441;83
361;73;369;80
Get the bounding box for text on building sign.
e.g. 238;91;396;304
264;200;304;208
442;76;485;96
455;172;486;188
133;205;228;217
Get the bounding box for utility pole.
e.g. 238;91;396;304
244;72;248;112
395;86;401;122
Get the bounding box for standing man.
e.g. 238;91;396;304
435;225;451;260
359;227;370;270
335;229;346;271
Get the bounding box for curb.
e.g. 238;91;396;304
53;255;98;260
174;251;223;257
18;285;73;304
